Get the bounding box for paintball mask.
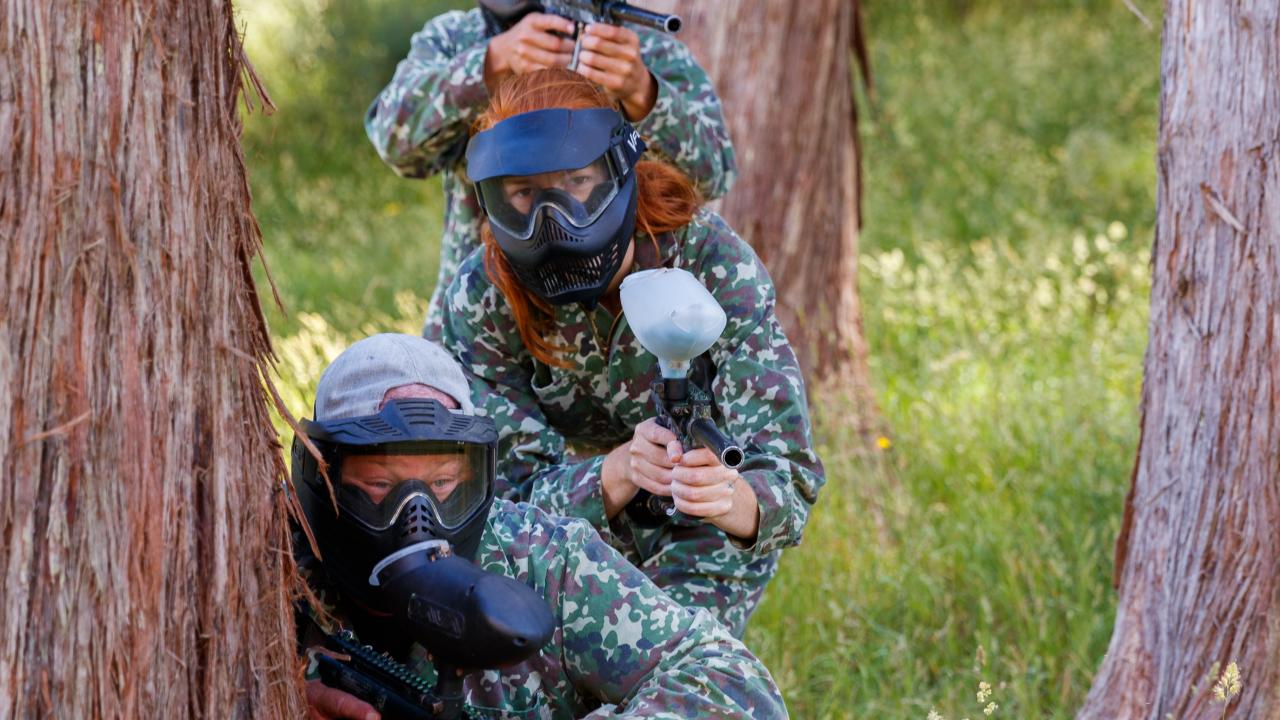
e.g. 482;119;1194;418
293;398;496;613
294;398;553;668
467;107;646;307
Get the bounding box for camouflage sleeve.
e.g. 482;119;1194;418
364;10;488;179
549;516;788;718
439;256;620;545
688;212;826;556
634;31;737;200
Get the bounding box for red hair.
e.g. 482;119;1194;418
474;68;700;366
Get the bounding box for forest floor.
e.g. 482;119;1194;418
241;0;1160;716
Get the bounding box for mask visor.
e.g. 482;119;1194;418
336;441;493;531
477;154;621;240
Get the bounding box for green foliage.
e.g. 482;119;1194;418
749;232;1148;718
239;0;468;338
860;0;1160;257
239;0;1160;716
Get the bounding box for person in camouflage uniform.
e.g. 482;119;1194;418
363;3;736;339
297;334;787;720
439;70;825;637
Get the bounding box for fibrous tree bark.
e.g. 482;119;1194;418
0;2;304;717
1079;2;1279;718
646;0;875;413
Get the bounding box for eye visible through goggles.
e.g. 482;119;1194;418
336;442;493;532
466;107;648;242
477;154;622;240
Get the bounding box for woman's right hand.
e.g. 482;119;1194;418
306;679;380;720
602;418;684;517
485;13;576;89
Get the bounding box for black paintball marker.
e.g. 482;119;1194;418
542;0;682;34
316;541;555;719
314;630;448;720
619;268;745;528
479;1;681;71
546;0;682;70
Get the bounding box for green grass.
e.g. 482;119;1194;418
239;0;1160;716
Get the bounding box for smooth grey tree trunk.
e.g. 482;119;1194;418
0;1;304;717
1079;2;1279;718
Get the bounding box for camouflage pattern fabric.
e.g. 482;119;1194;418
440;210;825;636
363;8;737;339
301;500;788;719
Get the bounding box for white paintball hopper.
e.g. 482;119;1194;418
619;268;727;379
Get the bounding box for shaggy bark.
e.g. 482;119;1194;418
647;0;876;411
1079;2;1280;718
0;1;304;717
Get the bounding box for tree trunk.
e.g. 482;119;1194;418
1079;3;1280;718
647;0;877;415
0;2;304;717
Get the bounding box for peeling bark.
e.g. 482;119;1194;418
0;1;304;717
1079;2;1280;718
647;0;877;421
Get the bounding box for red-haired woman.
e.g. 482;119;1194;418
440;68;824;637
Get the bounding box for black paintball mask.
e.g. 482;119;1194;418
467;107;647;308
477;0;542;35
294;398;554;668
293;398;497;615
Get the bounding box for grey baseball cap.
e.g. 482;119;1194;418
314;333;475;420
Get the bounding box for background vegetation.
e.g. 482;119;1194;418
238;0;1161;716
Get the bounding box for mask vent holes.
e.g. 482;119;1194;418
358;418;395;435
400;502;432;540
537;253;606;295
397;403;439;426
531;240;622;297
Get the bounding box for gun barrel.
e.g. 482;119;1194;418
688;417;744;469
604;2;681;32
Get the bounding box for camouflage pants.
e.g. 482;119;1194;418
620;520;779;638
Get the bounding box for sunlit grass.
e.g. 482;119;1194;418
241;0;1159;716
747;234;1147;718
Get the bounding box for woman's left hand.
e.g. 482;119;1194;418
574;23;658;121
671;449;761;542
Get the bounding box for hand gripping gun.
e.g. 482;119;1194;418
619;268;745;528
479;1;681;71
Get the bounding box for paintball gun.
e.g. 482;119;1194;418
315;541;555;719
479;1;681;70
619;268;745;528
542;0;681;34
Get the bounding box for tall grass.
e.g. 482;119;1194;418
239;0;1160;716
750;232;1149;718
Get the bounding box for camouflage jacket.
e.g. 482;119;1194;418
439;210;825;632
301;500;787;719
363;8;737;339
